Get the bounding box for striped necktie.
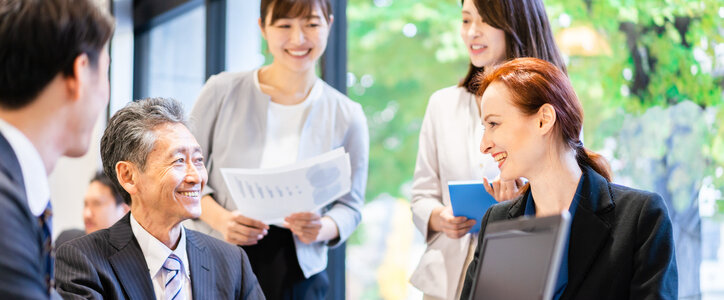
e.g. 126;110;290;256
162;253;185;300
39;201;53;293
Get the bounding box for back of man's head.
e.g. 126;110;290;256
0;0;114;109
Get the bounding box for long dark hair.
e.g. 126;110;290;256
477;58;612;183
458;0;566;94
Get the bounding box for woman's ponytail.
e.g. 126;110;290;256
574;142;612;181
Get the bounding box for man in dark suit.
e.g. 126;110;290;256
55;98;265;299
0;0;114;298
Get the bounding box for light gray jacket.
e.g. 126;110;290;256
186;70;369;278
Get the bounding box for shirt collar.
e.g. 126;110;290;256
129;213;191;279
0;117;50;217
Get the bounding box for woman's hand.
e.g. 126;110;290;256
284;212;323;244
200;195;269;246
218;210;269;246
484;177;524;202
429;206;476;239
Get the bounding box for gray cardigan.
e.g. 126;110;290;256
185;70;369;278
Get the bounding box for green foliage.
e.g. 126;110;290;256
348;0;468;200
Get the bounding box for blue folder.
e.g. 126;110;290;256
448;180;498;233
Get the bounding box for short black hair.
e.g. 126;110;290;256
90;171;125;206
0;0;114;109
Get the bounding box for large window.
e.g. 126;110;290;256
134;2;206;114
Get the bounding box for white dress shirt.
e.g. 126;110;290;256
0;117;50;217
130;214;192;300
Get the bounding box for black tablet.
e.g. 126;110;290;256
469;211;571;300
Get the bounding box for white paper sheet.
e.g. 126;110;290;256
220;148;352;224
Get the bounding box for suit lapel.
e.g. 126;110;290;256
186;230;213;299
0;132;25;190
108;214;155;299
561;168;615;300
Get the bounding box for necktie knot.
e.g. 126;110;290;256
163;254;181;271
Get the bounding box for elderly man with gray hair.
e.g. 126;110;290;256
55;98;265;300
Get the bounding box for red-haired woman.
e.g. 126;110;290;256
410;0;566;298
188;0;368;298
460;58;678;299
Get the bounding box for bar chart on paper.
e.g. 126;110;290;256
221;148;352;224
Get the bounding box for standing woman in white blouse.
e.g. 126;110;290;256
187;0;368;299
409;0;567;299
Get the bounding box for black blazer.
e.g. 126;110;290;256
460;166;678;300
0;132;52;299
55;214;266;300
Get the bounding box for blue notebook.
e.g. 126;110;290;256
448;180;498;233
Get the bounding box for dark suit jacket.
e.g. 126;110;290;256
0;132;51;299
461;166;678;300
55;229;85;247
55;214;265;299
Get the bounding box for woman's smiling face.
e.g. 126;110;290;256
479;82;546;181
261;3;331;73
460;0;507;68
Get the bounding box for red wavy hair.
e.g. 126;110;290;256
476;57;612;181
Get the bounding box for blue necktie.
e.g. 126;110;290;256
163;253;185;300
39;201;53;293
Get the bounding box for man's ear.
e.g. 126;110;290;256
537;103;557;135
258;18;267;39
65;53;90;102
115;161;138;197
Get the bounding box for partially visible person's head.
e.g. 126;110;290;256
477;58;610;182
458;0;566;94
0;0;114;160
101;98;206;224
83;171;129;234
259;0;333;73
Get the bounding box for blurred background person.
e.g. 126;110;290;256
186;0;369;298
409;0;567;299
55;171;129;246
461;57;677;299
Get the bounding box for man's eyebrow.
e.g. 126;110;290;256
166;146;202;158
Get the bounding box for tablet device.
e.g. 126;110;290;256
469;211;571;300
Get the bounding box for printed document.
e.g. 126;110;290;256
221;148;351;224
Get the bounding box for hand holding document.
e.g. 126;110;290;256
221;148;351;225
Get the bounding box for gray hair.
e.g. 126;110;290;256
100;97;187;205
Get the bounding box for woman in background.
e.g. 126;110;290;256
410;0;566;299
187;0;369;298
461;57;677;299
